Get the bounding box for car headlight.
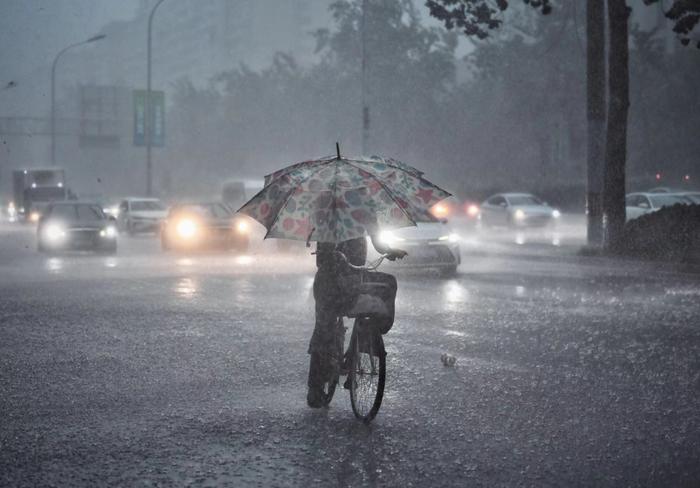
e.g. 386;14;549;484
466;204;479;218
29;211;41;223
235;220;249;234
514;209;526;220
552;209;561;218
100;225;117;238
431;203;449;218
176;218;198;239
379;230;405;246
44;223;66;243
438;233;460;243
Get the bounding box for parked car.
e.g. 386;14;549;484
625;192;692;221
372;221;461;276
647;187;684;193
37;202;117;254
160;202;250;252
479;193;560;228
680;192;700;204
117;197;167;235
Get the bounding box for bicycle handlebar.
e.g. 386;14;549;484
334;251;386;271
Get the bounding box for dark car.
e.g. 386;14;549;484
160;202;250;252
37;202;117;254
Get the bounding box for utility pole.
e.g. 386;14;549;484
361;0;370;156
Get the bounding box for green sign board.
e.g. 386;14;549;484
133;89;165;146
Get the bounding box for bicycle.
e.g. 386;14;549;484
314;252;394;423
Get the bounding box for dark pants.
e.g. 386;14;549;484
308;269;396;388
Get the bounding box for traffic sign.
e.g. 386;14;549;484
133;89;165;146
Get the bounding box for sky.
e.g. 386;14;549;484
0;0;473;119
0;0;140;117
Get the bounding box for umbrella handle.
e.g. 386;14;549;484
306;227;315;248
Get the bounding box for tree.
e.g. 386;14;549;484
586;0;606;246
603;0;631;252
427;0;698;251
163;0;459;196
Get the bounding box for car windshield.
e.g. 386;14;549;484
177;203;231;219
131;200;164;211
49;204;77;220
507;195;543;206
49;204;104;220
76;205;105;220
27;187;66;201
649;195;687;208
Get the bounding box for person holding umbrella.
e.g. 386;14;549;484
237;146;451;408
306;221;407;407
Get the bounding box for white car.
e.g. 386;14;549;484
479;193;560;228
681;192;700;204
373;221;461;275
117;197;167;235
625;192;692;221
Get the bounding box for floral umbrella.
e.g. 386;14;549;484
239;150;451;243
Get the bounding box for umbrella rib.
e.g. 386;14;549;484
264;156;335;184
262;160;332;240
343;159;418;228
345;157;451;197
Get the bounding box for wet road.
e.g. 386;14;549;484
1;221;699;487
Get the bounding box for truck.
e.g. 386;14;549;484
11;168;69;222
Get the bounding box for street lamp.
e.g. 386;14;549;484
50;33;106;166
146;0;167;196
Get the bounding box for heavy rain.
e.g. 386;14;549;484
1;1;699;486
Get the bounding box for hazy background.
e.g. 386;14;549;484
1;0;697;206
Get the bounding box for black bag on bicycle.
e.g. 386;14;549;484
341;271;397;335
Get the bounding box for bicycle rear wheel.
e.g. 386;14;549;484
349;321;386;422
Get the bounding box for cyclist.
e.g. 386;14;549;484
307;232;407;408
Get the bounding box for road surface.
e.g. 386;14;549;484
1;220;699;487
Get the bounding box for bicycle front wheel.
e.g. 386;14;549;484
349;322;386;422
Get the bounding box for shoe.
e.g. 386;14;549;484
307;387;324;408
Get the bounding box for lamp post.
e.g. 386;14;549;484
50;34;106;166
146;0;167;196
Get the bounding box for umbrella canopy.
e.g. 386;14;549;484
239;155;451;243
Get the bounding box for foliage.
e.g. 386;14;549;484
645;0;700;48
162;0;699;201
425;0;552;39
621;204;700;262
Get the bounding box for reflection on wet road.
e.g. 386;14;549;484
1;221;699;486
